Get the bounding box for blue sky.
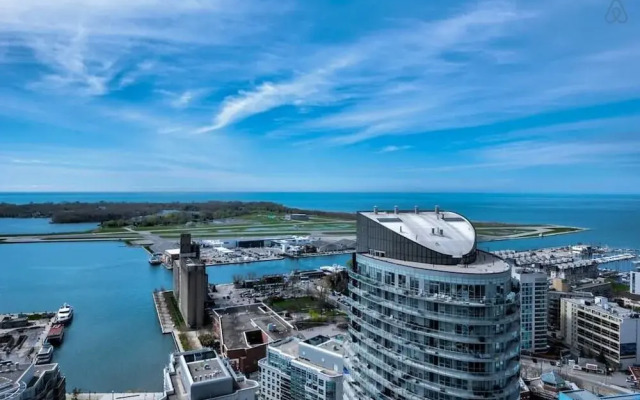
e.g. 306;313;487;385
0;0;639;193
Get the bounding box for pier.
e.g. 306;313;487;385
151;291;174;334
594;253;636;264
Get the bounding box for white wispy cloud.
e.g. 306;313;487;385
197;56;358;133
378;145;413;153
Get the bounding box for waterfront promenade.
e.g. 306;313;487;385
68;393;163;400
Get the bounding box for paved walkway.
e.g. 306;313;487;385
152;291;175;334
68;393;163;400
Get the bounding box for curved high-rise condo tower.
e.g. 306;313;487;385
344;206;520;400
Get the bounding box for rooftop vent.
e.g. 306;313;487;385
414;205;419;214
435;205;440;216
394;205;398;214
373;206;378;214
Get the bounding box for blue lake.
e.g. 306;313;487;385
0;242;175;393
0;218;97;235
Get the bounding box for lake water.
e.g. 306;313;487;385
1;192;638;249
0;242;175;392
0;218;98;235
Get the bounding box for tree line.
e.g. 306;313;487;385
0;200;355;224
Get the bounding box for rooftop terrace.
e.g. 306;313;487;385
360;209;475;258
362;249;510;274
214;304;293;351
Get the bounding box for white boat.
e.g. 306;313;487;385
149;253;163;265
56;303;74;324
36;343;54;364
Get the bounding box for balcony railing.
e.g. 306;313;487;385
350;284;519;325
346;296;519;344
349;338;519;400
352;329;519;384
350;271;518;307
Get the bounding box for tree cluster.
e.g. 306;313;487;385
0;200;355;224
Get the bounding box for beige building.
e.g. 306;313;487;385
561;296;640;369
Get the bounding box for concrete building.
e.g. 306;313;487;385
560;389;640;400
548;291;593;332
259;335;344;400
344;206;520;400
284;214;309;221
631;271;640;295
561;296;640;369
212;304;293;374
513;268;548;353
173;234;208;329
161;348;258;400
573;278;612;297
0;322;66;400
0;363;66;400
546;261;598;285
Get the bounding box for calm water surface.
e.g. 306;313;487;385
0;218;97;235
0;242;175;392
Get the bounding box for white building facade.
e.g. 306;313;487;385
513;269;548;353
561;297;640;369
259;336;344;400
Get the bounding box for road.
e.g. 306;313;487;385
521;358;636;395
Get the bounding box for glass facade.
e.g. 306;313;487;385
344;255;520;400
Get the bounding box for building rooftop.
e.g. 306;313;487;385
565;297;639;319
561;390;640;400
214;304;293;351
360;209;475;258
0;321;53;383
540;371;565;387
561;390;600;400
316;339;345;355
164;349;258;400
362;250;510;274
186;358;229;382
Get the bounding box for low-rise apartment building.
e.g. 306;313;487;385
259;335;344;400
561;296;640;369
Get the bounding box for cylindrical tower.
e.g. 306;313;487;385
344;208;520;400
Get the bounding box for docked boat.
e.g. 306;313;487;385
46;324;64;346
149;253;163;266
36;343;54;364
56;303;73;324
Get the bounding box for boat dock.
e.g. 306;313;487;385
152;291;174;334
594;253;636;264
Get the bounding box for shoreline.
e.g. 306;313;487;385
479;226;588;243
